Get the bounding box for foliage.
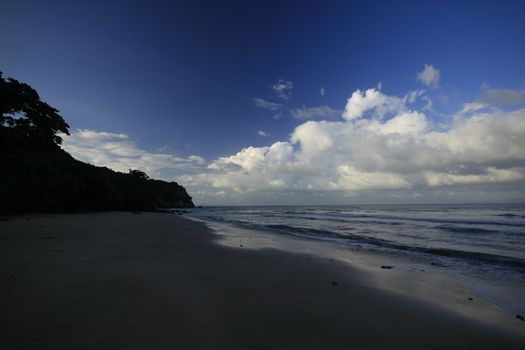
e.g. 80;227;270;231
0;71;70;148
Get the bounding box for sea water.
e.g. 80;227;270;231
187;204;525;278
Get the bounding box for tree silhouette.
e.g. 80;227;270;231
128;169;150;180
0;71;70;147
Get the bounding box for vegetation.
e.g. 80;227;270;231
0;71;194;214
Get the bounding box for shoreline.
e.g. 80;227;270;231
1;212;524;349
191;214;525;321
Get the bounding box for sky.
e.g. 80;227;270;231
1;0;525;205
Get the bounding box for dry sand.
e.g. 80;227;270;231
1;212;524;349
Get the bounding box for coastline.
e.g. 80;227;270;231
1;212;524;349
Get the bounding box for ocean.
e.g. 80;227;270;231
187;203;525;277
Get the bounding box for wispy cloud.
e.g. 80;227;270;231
459;101;488;114
478;83;525;105
252;97;282;111
291;105;340;120
272;79;293;100
257;130;271;137
459;84;525;114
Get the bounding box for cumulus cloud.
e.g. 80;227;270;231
417;64;440;88
272;79;293;100
291;105;341;120
342;88;418;120
252;98;281;111
189;87;525;203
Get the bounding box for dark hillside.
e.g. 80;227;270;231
0;72;194;214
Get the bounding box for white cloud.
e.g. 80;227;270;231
320;87;325;96
377;111;428;135
417;64;440;88
252;98;281;111
272;79;293;100
62;86;525;205
257;130;270;137
61;129;206;181
191;88;525;203
342;88;408;120
337;165;411;190
291;105;341;119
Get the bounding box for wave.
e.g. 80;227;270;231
495;213;525;218
295;212;525;228
253;209;525;228
436;225;498;234
270;214;405;226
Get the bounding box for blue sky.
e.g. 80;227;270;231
2;1;525;205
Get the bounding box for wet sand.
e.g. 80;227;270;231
1;212;524;349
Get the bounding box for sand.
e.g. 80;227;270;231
1;212;524;349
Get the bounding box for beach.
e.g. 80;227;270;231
1;212;524;349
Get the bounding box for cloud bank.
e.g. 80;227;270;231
192;90;524;202
61;129;205;180
62;85;525;205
